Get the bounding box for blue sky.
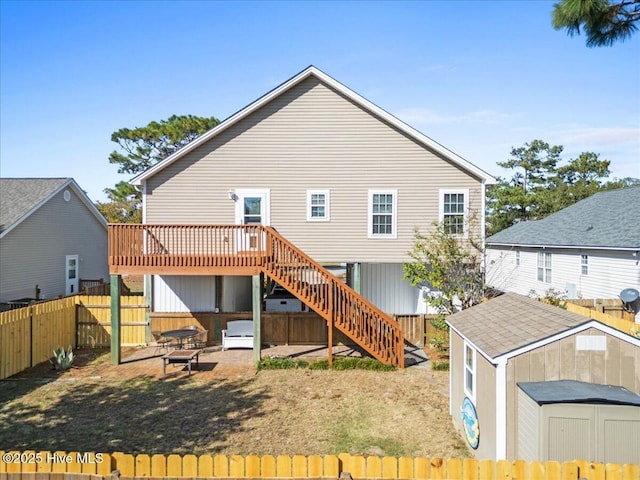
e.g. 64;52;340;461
1;0;639;203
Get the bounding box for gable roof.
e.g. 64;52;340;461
131;66;496;186
446;292;640;362
0;178;107;238
487;187;640;250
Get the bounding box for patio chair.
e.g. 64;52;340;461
188;329;208;349
152;331;173;353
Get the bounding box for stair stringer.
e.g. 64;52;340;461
261;227;405;367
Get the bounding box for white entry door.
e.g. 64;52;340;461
234;189;270;251
65;254;79;295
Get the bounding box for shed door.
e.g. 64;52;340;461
65;255;79;295
543;404;594;462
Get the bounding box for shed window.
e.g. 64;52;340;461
516;250;521;267
464;342;476;401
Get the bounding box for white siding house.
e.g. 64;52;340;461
0;178;109;304
486;187;640;318
131;66;496;316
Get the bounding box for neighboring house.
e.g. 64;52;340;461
129;65;496;316
447;292;640;464
0;178;109;304
485;187;640;307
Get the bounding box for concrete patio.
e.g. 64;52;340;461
101;343;430;380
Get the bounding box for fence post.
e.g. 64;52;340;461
29;304;34;368
110;275;121;365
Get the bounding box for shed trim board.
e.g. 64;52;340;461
447;319;640;365
495;359;508;459
0;178;107;239
131;66;497;187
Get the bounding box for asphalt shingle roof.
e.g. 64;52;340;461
487;187;640;249
446;293;593;359
0;178;70;233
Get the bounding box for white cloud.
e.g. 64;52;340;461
554;126;640;147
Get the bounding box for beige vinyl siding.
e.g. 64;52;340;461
145;77;483;264
505;328;640;459
0;187;108;302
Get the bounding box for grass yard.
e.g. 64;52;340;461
0;351;470;458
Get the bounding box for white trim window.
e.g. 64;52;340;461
439;189;469;236
464;342;476;402
537;252;552;283
515;250;521;267
581;254;588;275
368;189;397;239
307;190;330;221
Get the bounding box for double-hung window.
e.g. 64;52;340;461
368;189;397;238
515;250;521;267
307;190;330;221
581;254;588;275
439;189;468;236
537;252;552;283
464;342;476;401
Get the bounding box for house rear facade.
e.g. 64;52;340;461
132;66;496;317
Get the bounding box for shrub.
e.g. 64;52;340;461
330;357;396;371
257;357;308;370
258;356;396;371
431;360;450;371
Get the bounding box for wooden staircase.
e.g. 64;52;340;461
262;227;404;367
108;224;405;367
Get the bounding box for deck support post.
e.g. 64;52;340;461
347;262;361;294
252;274;262;363
110;274;121;365
144;274;152;344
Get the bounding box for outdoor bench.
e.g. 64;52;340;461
222;320;254;350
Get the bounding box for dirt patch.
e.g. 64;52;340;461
0;351;469;458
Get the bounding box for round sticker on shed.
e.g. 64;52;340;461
461;397;479;449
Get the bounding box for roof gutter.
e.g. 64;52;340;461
487;243;640;251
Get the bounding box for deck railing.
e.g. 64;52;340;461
108;224;404;367
109;224;269;273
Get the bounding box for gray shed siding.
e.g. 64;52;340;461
144;77;483;264
505;328;640;459
450;331;497;460
0;187;108;302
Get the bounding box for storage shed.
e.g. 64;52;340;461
517;380;640;464
446;293;640;463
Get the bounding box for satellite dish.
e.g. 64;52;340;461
620;288;640;313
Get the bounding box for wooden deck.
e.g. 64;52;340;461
109;224;404;367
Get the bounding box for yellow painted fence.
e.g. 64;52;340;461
0;451;638;480
0;295;147;380
564;302;640;337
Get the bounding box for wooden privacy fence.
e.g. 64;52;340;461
563;302;639;337
1;452;638;480
567;298;636;322
0;295;147;380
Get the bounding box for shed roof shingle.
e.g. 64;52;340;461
446;293;593;359
486;187;640;249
